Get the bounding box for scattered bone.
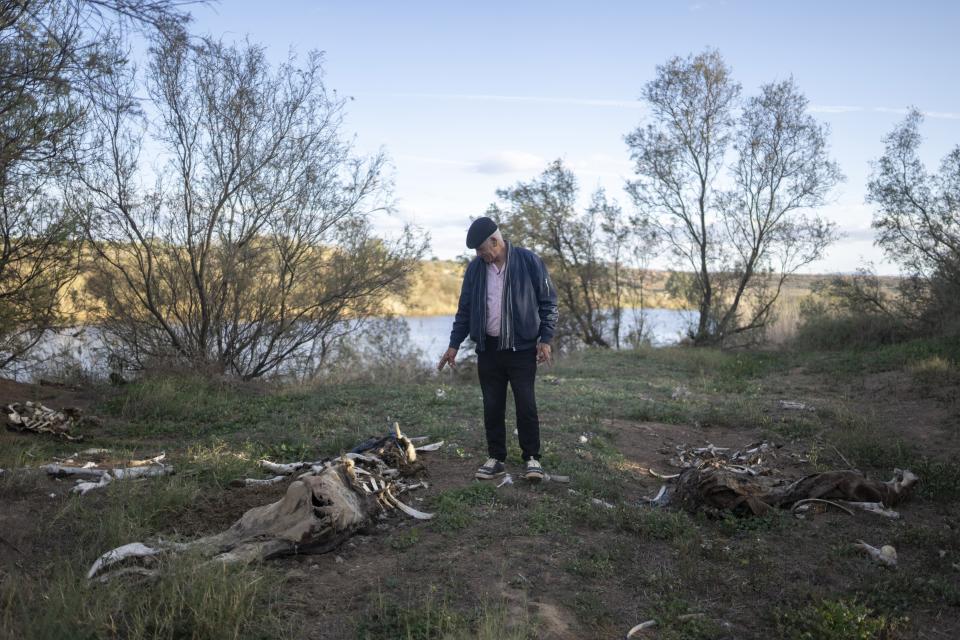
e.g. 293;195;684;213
127;453;166;467
260;460;313;475
671;385;690;400
790;498;855;517
384;487;433;520
80;448;111;456
854;540;898;567
497;474;514;488
626;620;657;637
669;441;777;476
87;542;161;579
591;498;615;509
74;475;113;495
43;461;173;494
543;474;570;483
230;476;288;488
665;461;918;518
94;566;160;583
778;400;814;412
5;401;89;441
394;422;417;463
435;388;446;400
414;441;444;452
111;465;173;480
88;423;435;580
649;469;680;480
41;464;108;480
640;485;670;507
842;501;901;519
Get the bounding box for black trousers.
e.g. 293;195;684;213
477;335;540;462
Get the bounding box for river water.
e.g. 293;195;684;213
17;308;696;381
406;308;695;357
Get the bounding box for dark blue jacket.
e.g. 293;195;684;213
448;243;558;353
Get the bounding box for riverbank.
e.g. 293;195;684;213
384;260;883;317
2;340;958;638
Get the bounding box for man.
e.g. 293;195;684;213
437;217;559;482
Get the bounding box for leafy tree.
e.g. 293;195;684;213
867;109;960;334
0;0;197;368
626;50;842;345
70;37;425;378
489;160;630;348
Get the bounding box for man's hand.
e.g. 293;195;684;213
536;342;552;365
437;347;458;371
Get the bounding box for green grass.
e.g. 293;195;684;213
775;599;903;640
356;588;532;640
430;483;499;533
1;556;283;640
4;339;960;639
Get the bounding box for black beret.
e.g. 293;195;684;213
466;216;498;249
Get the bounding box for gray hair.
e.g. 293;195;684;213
485;229;504;245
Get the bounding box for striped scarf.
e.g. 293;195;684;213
498;242;513;351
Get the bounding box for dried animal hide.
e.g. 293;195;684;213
669;467;918;517
88;424;435;580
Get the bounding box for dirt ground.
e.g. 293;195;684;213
1;350;959;639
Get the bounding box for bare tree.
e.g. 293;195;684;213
626;50;842;345
0;0;198;369
71;37;425;378
867;109;960;333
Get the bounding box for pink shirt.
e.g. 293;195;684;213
485;261;505;336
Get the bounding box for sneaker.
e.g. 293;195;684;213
475;458;506;480
524;459;545;482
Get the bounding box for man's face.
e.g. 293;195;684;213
475;236;501;264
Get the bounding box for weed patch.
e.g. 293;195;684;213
775;598;904;640
430;483;498;533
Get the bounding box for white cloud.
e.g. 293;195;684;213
369;92;645;110
473;151;546;175
809;105;865;114
810;105;960;120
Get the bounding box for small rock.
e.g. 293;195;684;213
335;555;345;564
49;493;56;498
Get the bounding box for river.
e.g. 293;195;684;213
406;308;695;357
15;308;696;381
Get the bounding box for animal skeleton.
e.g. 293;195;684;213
87;423;438;580
5;402;87;441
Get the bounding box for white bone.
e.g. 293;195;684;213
42;464;107;479
648;469;679;480
385;488;433;520
260;460;311;474
843;501;901;519
626;620;657;637
73;474;113;495
415;441;444;452
128;453;165;467
87;542;161;579
853;540;897;567
239;476;287;487
111;465;173;480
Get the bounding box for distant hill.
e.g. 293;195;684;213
384;260;898;317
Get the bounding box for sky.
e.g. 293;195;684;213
184;0;960;274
